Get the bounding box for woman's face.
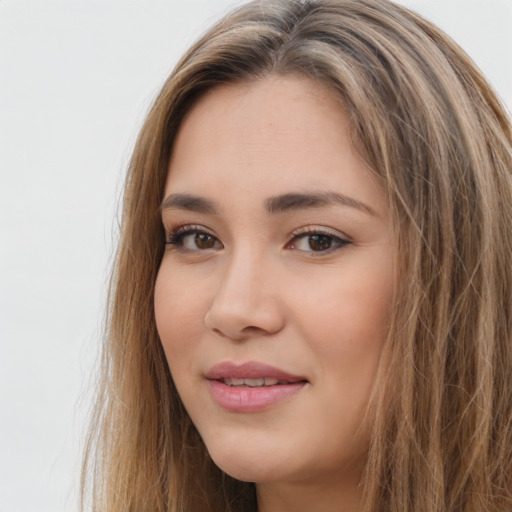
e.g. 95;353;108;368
155;76;394;491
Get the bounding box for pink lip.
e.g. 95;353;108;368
205;361;306;382
205;361;308;413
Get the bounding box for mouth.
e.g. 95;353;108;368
205;361;308;412
205;360;307;385
220;377;300;387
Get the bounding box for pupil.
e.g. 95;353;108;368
309;234;331;251
195;233;214;249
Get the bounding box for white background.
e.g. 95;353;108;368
0;1;511;511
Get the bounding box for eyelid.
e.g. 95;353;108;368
165;223;216;239
290;225;351;241
286;225;351;253
164;223;222;249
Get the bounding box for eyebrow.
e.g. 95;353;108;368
161;193;217;214
161;191;377;216
265;192;377;216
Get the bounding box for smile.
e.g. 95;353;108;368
205;361;308;412
221;377;291;387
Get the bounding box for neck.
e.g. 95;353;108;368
256;471;362;512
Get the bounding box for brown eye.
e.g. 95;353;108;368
166;226;222;251
308;234;332;251
289;230;349;254
195;233;217;249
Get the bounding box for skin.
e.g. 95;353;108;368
154;75;395;512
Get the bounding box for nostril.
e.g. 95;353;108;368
242;325;267;335
208;325;268;341
204;295;285;339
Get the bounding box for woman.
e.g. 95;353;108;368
81;0;512;511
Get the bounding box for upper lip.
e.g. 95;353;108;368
205;361;307;383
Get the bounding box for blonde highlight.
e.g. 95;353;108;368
82;1;512;511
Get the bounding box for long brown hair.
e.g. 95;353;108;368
81;1;512;510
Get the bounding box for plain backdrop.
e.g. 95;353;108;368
0;1;511;511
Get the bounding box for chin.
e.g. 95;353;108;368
203;433;297;483
213;459;294;484
200;421;370;488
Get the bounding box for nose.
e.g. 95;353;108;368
204;249;286;341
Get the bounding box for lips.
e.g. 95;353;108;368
205;361;306;382
205;361;308;412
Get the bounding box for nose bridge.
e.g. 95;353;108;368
204;243;284;339
222;243;261;293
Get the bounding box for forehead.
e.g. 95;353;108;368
165;75;384;215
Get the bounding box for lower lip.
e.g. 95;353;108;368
208;380;306;412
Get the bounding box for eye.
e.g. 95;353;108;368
288;228;350;253
166;225;223;251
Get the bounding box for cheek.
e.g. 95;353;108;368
289;259;393;405
154;267;207;362
292;261;393;351
309;289;388;394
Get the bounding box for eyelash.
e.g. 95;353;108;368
164;224;351;254
288;226;351;254
165;224;220;251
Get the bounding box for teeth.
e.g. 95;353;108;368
223;377;283;387
245;378;264;387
